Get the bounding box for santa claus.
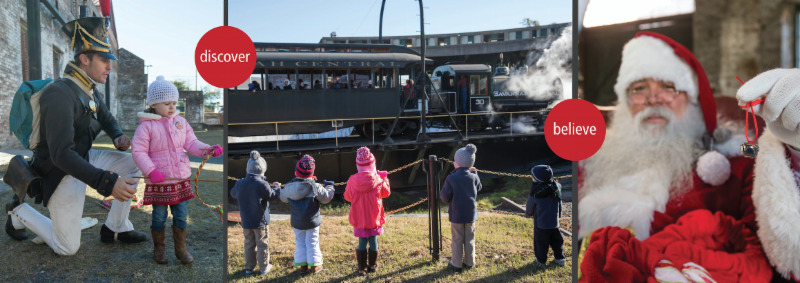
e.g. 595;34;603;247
577;32;780;282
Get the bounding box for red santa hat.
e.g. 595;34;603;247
615;32;730;186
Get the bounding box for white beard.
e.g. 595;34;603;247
578;102;705;240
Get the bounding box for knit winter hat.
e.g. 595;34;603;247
356;147;376;173
295;154;316;179
246;151;266;176
531;165;553;182
454;144;477;168
147;75;179;106
614;32;717;138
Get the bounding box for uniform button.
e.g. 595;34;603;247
105;179;109;184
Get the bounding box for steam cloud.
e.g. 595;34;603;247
506;26;572;105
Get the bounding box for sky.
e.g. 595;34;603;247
229;0;571;43
113;0;223;100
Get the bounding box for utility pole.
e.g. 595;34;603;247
417;0;430;143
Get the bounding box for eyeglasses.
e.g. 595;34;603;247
626;83;682;105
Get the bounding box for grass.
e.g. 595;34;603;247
227;213;572;282
0;129;224;282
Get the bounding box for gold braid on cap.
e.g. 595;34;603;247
70;21;111;54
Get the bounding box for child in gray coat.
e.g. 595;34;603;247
279;154;335;274
526;165;565;266
440;144;482;272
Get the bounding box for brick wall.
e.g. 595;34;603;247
0;0;116;149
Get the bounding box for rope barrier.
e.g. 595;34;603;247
225;158;570;216
439;158;572;181
195;153;224;221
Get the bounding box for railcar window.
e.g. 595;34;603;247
479;76;488;95
470;75;479;95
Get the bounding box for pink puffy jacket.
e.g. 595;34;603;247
344;172;391;229
132;112;210;184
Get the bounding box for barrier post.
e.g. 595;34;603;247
426;155;441;261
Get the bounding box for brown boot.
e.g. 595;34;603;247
151;227;167;264
172;226;193;263
299;265;308;273
308;265;324;273
367;250;378;273
356;249;368;275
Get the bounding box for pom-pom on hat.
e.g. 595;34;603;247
614;32;717;138
454;144;477;168
246;151;266;176
531;165;554;182
147;75;180;106
295;154;316;179
356;147;376;172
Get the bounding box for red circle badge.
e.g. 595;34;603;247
195;26;256;89
544;99;606;161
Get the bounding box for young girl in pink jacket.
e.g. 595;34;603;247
344;147;390;275
131;76;222;264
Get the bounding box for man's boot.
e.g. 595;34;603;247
367;250;378;273
100;224;146;243
5;197;28;241
151;227;167;264
172;226;193;263
356;249;367;275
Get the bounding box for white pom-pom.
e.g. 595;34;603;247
696;151;731;186
156;75;165;81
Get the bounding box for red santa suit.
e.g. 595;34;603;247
577;32;773;282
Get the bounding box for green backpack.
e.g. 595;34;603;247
9;79;54;149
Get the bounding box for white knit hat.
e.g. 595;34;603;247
147;75;179;106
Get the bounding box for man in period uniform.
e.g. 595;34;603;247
5;17;146;255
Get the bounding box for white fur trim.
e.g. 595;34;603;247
136;110;180;120
614;35;698;104
696;151;731;186
753;130;800;280
714;133;747;157
578;186;657;240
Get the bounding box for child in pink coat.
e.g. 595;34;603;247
131;76;222;264
344;147;390;275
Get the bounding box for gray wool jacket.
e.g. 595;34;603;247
279;178;335;230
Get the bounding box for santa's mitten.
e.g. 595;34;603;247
737;68;800;149
696;151;730;186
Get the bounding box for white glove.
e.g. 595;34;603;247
736;68;800;149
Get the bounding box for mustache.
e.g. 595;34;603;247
634;106;676;124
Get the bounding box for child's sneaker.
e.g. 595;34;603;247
463;264;474;271
554;259;566;267
245;269;253;276
260;264;273;275
534;260;546;267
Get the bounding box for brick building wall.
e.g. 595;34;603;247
0;0;117;149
